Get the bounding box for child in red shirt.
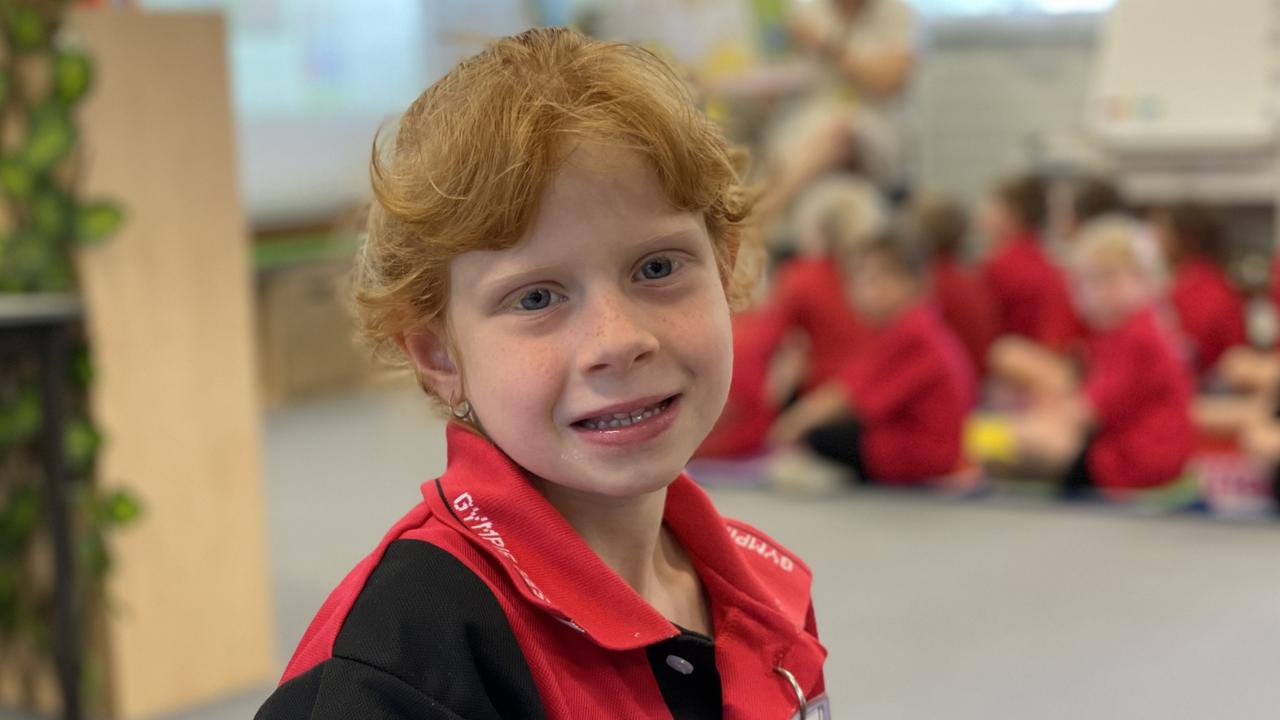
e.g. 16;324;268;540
913;195;997;376
978;174;1081;352
258;29;826;719
767;174;887;391
697;177;887;459
985;216;1195;497
768;232;976;485
1152;202;1246;377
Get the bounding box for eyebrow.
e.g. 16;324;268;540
474;224;708;299
475;262;570;301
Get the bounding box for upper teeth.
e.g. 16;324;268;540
579;400;669;430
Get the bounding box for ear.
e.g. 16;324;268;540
401;325;462;405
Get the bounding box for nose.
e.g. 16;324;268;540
579;289;659;375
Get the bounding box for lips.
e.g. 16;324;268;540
573;396;676;430
569;394;683;447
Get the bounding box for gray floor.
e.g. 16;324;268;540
168;382;1280;720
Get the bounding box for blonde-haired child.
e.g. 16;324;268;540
258;28;827;719
769;174;887;390
983;216;1195;499
696;174;886;459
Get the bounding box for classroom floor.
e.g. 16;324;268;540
165;381;1280;720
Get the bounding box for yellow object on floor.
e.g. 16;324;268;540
964;414;1018;465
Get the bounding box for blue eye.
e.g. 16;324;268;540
517;288;561;311
639;257;675;280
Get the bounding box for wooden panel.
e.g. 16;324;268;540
71;10;276;719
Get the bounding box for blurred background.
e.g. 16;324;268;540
2;0;1279;718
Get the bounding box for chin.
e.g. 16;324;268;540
573;457;692;498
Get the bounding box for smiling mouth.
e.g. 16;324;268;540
572;396;678;430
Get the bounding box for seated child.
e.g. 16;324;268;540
1152;202;1246;377
978;174;1081;352
765;173;887;392
697;177;887;460
767;231;976;486
912;194;998;375
257;28;827;719
1064;176;1125;241
985;216;1196;498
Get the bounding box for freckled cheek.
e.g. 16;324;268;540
465;332;569;425
657;291;734;389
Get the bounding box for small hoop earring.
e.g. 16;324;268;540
451;399;472;420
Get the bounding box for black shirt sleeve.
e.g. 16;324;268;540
255;539;546;720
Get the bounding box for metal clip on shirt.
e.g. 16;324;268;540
775;665;807;715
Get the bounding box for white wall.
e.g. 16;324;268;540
910;13;1102;204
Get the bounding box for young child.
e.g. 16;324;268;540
1153;202;1246;377
695;176;884;459
985;217;1195;498
768;230;975;486
1065;176;1125;240
913;194;998;376
978;174;1081;352
256;29;827;719
767;173;887;392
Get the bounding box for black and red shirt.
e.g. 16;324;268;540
257;425;828;719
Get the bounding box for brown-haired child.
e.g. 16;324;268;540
767;229;975;487
913;195;998;375
1066;176;1125;239
979;174;1081;351
1153;202;1246;376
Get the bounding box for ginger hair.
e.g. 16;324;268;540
353;27;756;408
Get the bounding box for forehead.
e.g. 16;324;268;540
474;143;704;268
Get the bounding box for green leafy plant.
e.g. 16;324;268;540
0;0;139;712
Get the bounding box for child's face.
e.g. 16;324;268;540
441;144;733;498
1149;211;1178;262
1072;253;1148;330
978;195;1017;247
846;253;917;325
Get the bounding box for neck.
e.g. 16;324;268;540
533;479;711;633
534;481;669;595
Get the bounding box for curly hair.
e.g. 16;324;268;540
352;27;756;408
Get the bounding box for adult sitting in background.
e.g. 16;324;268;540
754;0;917;225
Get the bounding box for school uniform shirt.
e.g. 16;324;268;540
1083;307;1196;492
931;257;999;375
980;232;1081;351
257;425;828;720
698;308;787;458
1169;257;1245;375
1270;257;1280;343
769;255;868;391
835;302;976;483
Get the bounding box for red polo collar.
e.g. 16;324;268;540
424;424;808;652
